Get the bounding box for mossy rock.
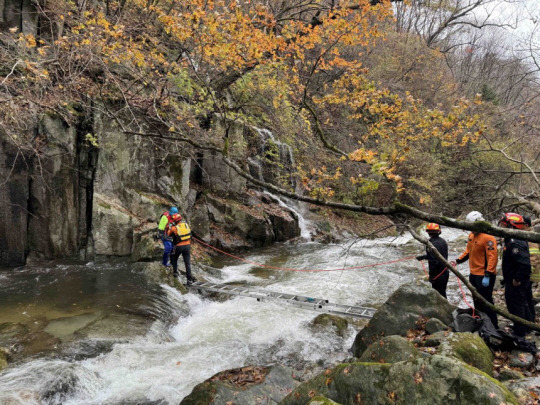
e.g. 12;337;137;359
307;396;342;405
351;282;455;357
181;365;301;405
359;336;419;363
135;262;188;294
280;355;518;405
497;369;525;382
425;318;447;334
310;314;348;338
0;350;8;372
424;331;451;347
438;332;493;376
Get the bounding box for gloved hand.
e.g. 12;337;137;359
482;275;490;287
415;255;423;261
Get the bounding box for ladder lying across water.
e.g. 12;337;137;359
188;282;376;319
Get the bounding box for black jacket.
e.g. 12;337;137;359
417;236;448;278
502;238;531;283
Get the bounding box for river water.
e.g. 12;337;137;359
0;229;469;404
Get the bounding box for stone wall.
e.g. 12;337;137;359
0;111;301;266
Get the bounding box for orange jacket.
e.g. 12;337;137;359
167;224;191;247
457;233;498;275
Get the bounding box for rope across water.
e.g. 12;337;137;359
193;237;416;272
193;236;476;313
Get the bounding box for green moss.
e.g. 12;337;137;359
311;314;348;337
180;382;217;405
0;352;7;372
97;201;111;209
307;395;341;404
461;363;519;404
443;333;493;375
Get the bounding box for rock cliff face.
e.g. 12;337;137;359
0;109;301;266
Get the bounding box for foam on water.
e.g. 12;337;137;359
0;236;439;404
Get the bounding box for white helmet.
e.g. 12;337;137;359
466;211;484;222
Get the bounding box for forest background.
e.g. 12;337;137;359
1;0;540;240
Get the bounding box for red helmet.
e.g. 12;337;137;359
499;213;529;229
426;223;441;233
171;213;182;223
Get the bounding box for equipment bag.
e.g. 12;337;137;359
450;308;537;354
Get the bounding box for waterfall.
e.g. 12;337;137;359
263;191;314;241
251;127;295;187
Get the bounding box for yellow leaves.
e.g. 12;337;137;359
349;148;377;164
413;371;423;384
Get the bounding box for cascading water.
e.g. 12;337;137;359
263;191;315;241
0;228;470;404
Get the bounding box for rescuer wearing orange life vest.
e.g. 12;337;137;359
451;211;499;328
499;213;534;337
167;213;196;285
416;223;449;298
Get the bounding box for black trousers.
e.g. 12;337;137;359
170;244;192;279
525;281;536;322
430;270;449;298
469;273;498;329
505;281;533;337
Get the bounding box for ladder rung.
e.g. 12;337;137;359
189;283;375;319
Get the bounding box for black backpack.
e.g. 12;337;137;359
450;308;537;354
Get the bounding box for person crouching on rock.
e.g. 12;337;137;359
167;213;197;285
416;223;449;298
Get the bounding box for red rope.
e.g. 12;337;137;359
456;277;477;318
431;267;448;281
420;260;428;277
193;237;415;272
194;236;478;316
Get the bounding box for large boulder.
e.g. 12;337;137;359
181;365;302;405
438;332;493;376
359;336;420;363
310;314;348;338
280;355;518;405
92;195;138;256
351;282;455;357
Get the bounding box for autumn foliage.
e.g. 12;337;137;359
0;0;490;207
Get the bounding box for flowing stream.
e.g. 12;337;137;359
0;229;469;404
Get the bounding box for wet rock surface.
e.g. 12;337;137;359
350;282;455;357
181;365;302;405
280;356;518;405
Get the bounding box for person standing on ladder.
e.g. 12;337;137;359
416;223;449;298
499;213;534;337
451;211;499;328
167;213;197;285
157;206;178;269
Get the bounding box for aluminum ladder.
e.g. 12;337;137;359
187;282;376;319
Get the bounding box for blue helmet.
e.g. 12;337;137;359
170;206;179;215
